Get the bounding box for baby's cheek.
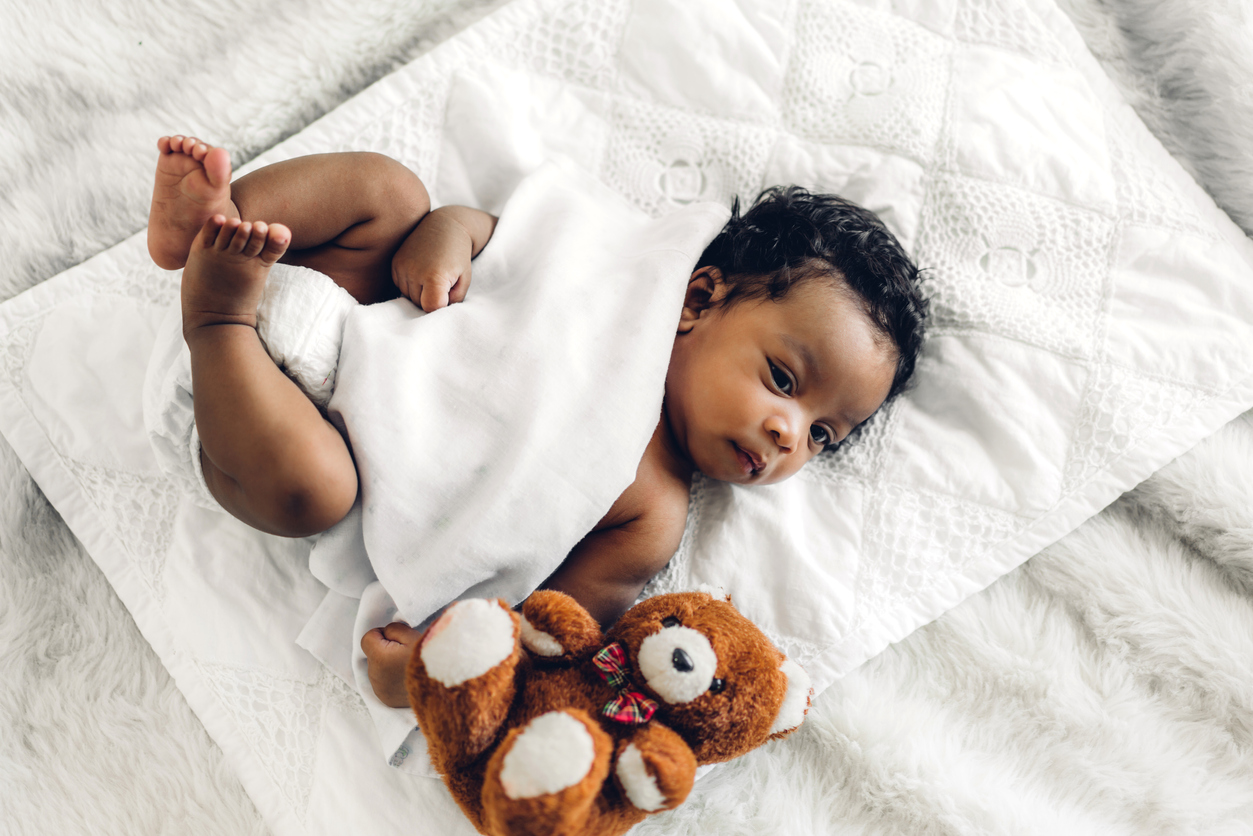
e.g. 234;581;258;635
769;453;811;485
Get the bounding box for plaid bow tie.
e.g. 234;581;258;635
592;642;657;725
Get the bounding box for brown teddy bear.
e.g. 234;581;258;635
402;589;812;836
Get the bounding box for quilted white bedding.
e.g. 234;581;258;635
4;0;1253;834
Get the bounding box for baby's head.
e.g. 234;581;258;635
664;186;927;485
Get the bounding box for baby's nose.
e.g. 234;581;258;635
764;413;799;452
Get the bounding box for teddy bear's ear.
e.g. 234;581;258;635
767;659;812;737
693;582;731;603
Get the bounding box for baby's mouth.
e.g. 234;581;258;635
732;443;764;478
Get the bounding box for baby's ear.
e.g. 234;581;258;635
678;267;723;333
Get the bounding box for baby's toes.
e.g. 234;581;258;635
224;221;253;254
259;223;290;266
204;216;238;250
195;214;227;250
241;221;268;258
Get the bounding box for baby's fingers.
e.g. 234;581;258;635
417;270;467;311
447;267;470;305
418;280;450;311
420;266;471;310
361;623;413;661
381;621;421;647
361;623;418;708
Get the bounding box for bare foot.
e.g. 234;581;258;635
181;215;290;336
148;135;239;270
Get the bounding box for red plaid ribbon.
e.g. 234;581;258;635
592;642;657;725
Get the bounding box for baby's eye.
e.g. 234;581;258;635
769;362;794;395
809;424;831;447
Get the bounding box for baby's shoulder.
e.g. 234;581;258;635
596;439;691;541
632;457;691;539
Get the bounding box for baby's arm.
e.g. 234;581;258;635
392;206;497;311
541;428;691;628
542;510;686;628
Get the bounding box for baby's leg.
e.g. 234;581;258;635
231;152;430;304
182;215;357;537
148;137;429;304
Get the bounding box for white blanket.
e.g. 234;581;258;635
4;0;1253;833
315;161;725;625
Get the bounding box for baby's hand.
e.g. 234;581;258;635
360;621;421;708
392;206;496;311
392;210;472;311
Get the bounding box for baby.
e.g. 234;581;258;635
147;135;926;706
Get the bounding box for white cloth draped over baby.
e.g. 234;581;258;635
147;158;727;767
316;159;725;618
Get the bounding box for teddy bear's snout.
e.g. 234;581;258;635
637;625;718;704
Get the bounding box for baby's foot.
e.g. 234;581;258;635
148;135;238;270
181;215;290;335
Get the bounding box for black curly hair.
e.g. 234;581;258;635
695;186;928;400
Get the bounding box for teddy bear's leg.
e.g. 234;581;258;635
517;590;604;662
613;723;697;814
480;709;613;836
407;599;522;773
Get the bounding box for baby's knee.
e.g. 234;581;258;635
259;453;357;537
356;152;430;225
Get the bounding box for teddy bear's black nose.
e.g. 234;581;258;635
671;647;694;672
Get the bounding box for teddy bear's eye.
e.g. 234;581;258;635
709;678;725;694
661;616;681;628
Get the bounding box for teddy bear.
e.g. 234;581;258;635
403;589;812;836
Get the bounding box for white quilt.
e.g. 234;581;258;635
3;0;1253;834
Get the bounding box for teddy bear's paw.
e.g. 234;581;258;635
482;710;612;835
420;599;518;687
613;725;695;813
615;744;667;811
499;711;601;798
518;590;604;661
518;614;565;658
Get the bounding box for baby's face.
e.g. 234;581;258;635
664;270;896;485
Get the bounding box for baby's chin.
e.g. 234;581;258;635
700;468;779;487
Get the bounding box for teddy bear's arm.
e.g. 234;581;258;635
613;723;697;814
517;590;604;662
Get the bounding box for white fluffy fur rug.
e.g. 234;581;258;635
3;0;1253;833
